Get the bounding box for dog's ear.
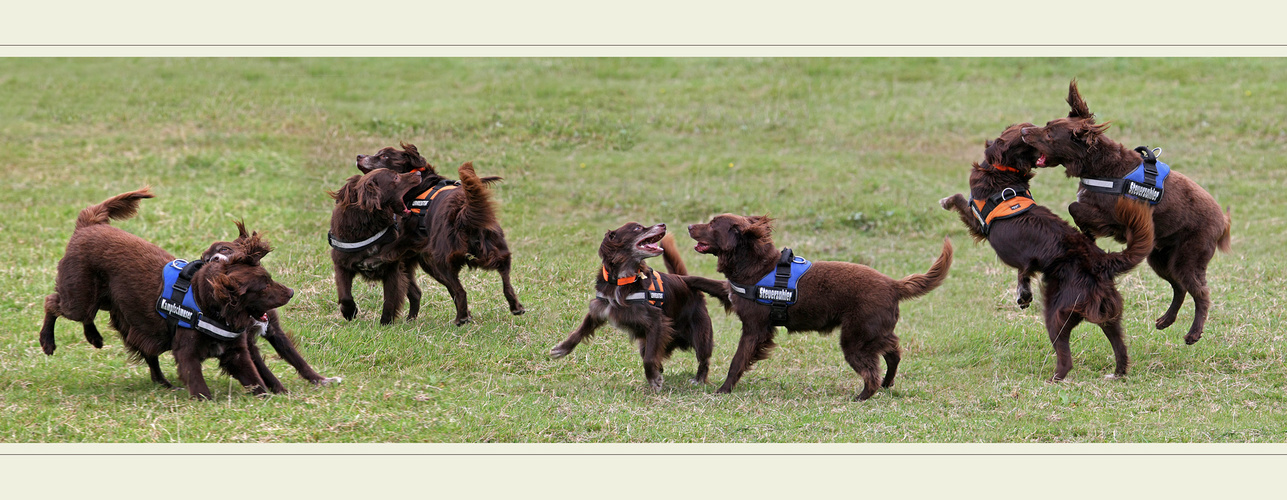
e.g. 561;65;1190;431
233;219;249;240
329;175;363;206
1067;79;1093;121
985;138;994;148
205;267;239;306
400;142;419;157
1073;120;1112;146
242;232;273;265
355;174;384;211
742;215;774;239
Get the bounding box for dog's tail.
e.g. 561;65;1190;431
76;187;154;230
1217;206;1232;253
659;233;688;275
894;237;953;301
1104;197;1155;276
455;162;500;230
680;275;732;311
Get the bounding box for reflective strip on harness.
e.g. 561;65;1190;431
409;181;460;214
328;224;394;253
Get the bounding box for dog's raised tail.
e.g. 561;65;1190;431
1105;197;1155;276
659;233;688;276
455;162;500;230
76;187;154;230
1217;206;1232;253
894;237;953;301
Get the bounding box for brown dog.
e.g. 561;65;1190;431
203;221;341;387
40;188;295;400
942;124;1155;381
688;215;952;401
355;143;524;326
549;224;728;390
328;167;424;324
1020;80;1231;345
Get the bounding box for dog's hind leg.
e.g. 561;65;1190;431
143;354;175;389
840;322;898;401
1175;249;1214;345
404;265;422;321
1045;309;1083;382
1148;247;1185;331
39;294;62;355
422;260;472;326
550;300;608;358
496;255;525;316
1099;318;1130;379
716;321;776;394
690;314;714;385
378;265;409;325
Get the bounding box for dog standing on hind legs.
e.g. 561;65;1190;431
941;123;1155;381
549;224;729;390
1020;79;1231;345
355;143;525;326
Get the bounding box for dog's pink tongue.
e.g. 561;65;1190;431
260;314;269;322
1037;154;1047;167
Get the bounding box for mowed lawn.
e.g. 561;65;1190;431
0;58;1283;443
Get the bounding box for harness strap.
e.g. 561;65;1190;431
768;248;794;325
729;248;807;326
155;259;247;341
596;268;665;307
1080;146;1167;204
969;187;1036;236
327;222;396;253
409;179;461;236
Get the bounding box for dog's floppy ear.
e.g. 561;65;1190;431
400;142;419;157
233;219;249;240
1067;79;1093;121
355;173;383;211
742;215;774;239
234;231;272;266
328;175;363;206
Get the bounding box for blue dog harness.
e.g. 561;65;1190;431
1080;146;1170;204
729;248;813;326
155;259;246;340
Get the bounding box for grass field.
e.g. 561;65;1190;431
1;58;1284;443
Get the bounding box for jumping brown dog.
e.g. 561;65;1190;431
1021;80;1231;345
689;215;952;401
942;124;1155;381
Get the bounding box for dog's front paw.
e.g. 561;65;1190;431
340;300;358;321
511;305;526;316
549;344;572;359
647;376;663;391
1017;291;1033;309
453;315;473;327
315;376;343;386
939;194;962;211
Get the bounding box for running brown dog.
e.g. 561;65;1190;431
1020;80;1231;345
328;167;424;324
942;123;1155;381
40;188;295;399
204;221;341;388
550;224;729;390
688;216;952;401
355;143;524;326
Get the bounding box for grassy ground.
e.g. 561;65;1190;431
0;58;1283;443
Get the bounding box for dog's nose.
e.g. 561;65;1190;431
658;223;666;230
285;287;295;299
356;155;366;161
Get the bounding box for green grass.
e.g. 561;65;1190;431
1;58;1284;443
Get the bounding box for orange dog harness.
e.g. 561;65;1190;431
970;187;1036;236
598;267;665;307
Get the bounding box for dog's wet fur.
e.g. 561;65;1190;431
942;124;1156;381
1020;80;1231;345
688;215;953;401
203;222;341;387
550;224;729;390
354;143;524;326
40;188;296;400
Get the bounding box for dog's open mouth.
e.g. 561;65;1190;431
1036;154;1047;167
636;231;665;255
693;241;711;254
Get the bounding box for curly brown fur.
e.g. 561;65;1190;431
688;215;952;401
942;124;1155;381
40;188;295;400
549;225;723;390
204;221;340;387
1021;79;1231;345
354;143;523;326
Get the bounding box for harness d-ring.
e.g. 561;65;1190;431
1000;187;1018;200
